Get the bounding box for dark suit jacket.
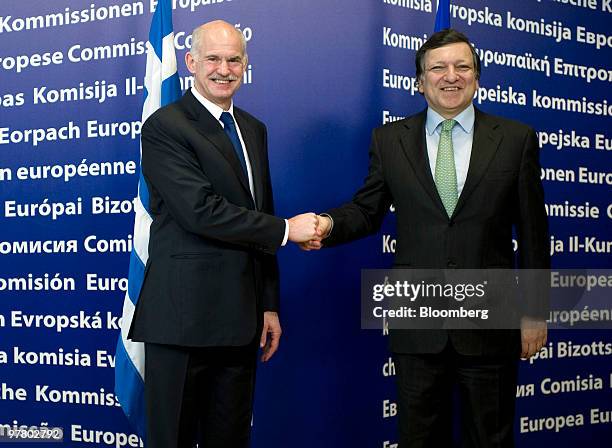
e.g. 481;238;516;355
129;90;285;347
325;108;550;355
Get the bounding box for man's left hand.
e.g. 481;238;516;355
260;311;282;362
520;317;547;359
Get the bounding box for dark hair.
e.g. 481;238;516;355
415;29;481;81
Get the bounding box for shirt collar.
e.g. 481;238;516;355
425;103;475;136
191;86;234;121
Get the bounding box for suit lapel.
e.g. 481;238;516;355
452;110;502;218
235;110;264;210
399;111;447;214
181;91;252;199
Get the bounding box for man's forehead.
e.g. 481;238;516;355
425;43;472;61
201;44;243;54
199;32;243;53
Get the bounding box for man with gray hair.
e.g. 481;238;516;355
129;20;319;447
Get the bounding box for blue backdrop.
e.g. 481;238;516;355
0;1;610;446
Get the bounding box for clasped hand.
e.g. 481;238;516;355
287;213;331;250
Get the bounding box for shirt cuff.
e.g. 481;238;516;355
281;219;289;246
319;213;334;238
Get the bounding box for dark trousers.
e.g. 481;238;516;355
144;342;257;448
394;344;518;448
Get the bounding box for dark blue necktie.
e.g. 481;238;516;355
220;112;248;177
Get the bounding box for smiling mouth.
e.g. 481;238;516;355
210;77;237;85
441;87;460;91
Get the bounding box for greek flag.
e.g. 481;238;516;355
114;0;181;437
434;0;451;31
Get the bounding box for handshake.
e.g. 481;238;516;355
287;213;332;251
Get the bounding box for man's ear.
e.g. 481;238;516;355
185;52;196;74
417;78;424;94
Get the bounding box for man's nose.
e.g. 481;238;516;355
217;59;230;75
444;66;458;82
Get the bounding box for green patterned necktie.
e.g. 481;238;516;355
435;119;458;217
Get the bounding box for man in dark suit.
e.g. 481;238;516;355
128;20;319;448
303;29;549;447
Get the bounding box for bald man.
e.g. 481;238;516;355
128;21;319;447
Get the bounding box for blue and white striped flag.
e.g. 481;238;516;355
434;0;451;31
115;0;181;437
